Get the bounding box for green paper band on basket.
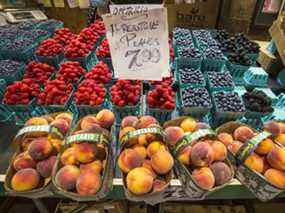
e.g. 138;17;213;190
120;127;163;147
65;133;109;146
236;131;272;166
173;129;216;156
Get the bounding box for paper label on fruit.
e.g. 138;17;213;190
236;131;271;165
66;133;109;146
174;129;215;156
15;125;50;140
103;7;170;80
120;127;162;147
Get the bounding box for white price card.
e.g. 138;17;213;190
103;8;170;80
109;4;163;15
67;0;79;8
53;0;65;7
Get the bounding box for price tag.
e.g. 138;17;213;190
42;0;52;7
67;0;79;8
103;7;170;80
109;4;163;16
53;0;65;7
79;0;90;8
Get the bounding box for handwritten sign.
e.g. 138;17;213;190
103;7;170;80
109;4;163;16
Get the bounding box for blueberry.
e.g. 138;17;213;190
213;91;245;113
181;87;212;108
179;67;205;85
207;71;235;89
0;60;23;77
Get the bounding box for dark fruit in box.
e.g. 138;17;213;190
85;61;112;84
23;61;56;85
21;30;50;42
0;60;23;78
53;28;76;46
227;52;252;66
37;79;73;105
78;27;99;46
110;80;141;106
181;87;211;108
147;85;175;110
56;61;86;84
3;79;40;105
36;39;64;57
213;91;245;113
177;47;202;58
204;48;224;59
179;67;204;85
242;90;273;113
64;38;93;58
89;19;106;36
74;79;106;106
96;38;111;58
207;71;234;89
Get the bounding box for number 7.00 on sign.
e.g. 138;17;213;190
103;8;170;80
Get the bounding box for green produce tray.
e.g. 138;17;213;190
205;71;235;93
65;50;97;70
0;62;25;85
202;58;227;72
36;53;64;69
253;88;278;106
243;67;268;89
227;61;250;85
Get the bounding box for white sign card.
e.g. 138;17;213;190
103;8;170;80
109;4;163;16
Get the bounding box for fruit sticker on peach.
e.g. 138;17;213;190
103;7;170;80
66;133;109;146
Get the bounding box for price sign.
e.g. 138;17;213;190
103;7;170;80
109;4;163;16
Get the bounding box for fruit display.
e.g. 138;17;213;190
118;115;174;198
53;28;76;46
96;38;111;59
173;27;193;47
0;60;24;83
227;52;252;67
204;48;225;60
56;61;86;84
149;73;173;87
37;80;73;105
21;30;50;42
206;71;235;91
147;85;175;110
23;61;56;85
36;39;64;57
85;61;112;85
178;67;205;86
181;87;212;110
53;110;115;199
74;79;106;106
89;19;106;36
163;117;233;198
177;47;202;59
3;79;40;105
5;112;73;194
77;28;99;46
64;39;93;58
242;91;274;114
110;80;141;107
217;121;285;201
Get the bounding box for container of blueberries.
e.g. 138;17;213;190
176;46;203;69
202;48;227;72
178;87;212;118
212;91;246;121
206;71;235;93
0;60;25;84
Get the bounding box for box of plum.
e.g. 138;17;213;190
4;112;74;198
117;115;174;204
217;121;285;201
164;117;234;200
52;109;115;201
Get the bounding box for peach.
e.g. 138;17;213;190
153;179;167;192
25;117;48;126
191;142;214;167
121;116;139;128
263;157;270;174
126;167;154;195
118;149;143;173
255;138;274;155
76;171;102;195
21;138;34;151
264;169;285;189
55;112;73;125
245;153;264;174
180;118;197;133
50;138;63;154
61;147;77;165
13;152;36;171
80;160;103;174
74;142;97;164
138;134;148;146
267;146;285;171
55;165;80;191
11;168;40;191
133;145;147;159
264;121;281;135
211;141;227;162
228;141;243;156
42;115;54;123
275;134;285;146
233;126;254;143
50;118;70;135
146;141;166;158
80;115;100;130
28;138;53;161
178;146;192;166
96;144;107;161
96;109;115;129
36;155;56;178
119;127;136;141
164;126;184;146
151;150;174;175
135;116;158;129
142;160;156;178
192;167;215;190
217;133;233;147
210;162;232;186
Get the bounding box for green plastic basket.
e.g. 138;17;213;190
243;67;268;89
234;86;247;98
36;53;64;69
227;61;250;85
253;88;278;106
202;58;227;72
0;62;25;84
65;50;97;70
206;71;235;93
275;93;285;109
